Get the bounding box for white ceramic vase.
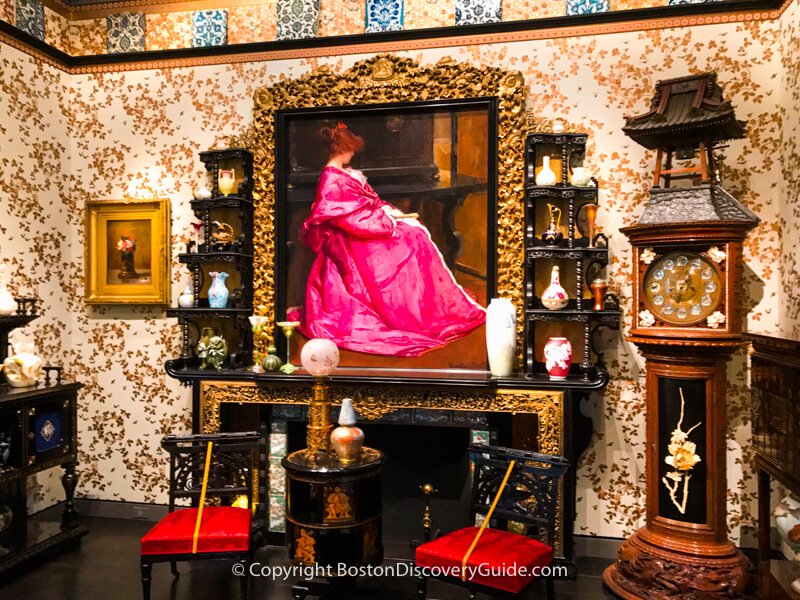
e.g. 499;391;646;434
535;156;558;186
485;298;516;377
0;265;17;316
542;266;569;310
178;285;194;308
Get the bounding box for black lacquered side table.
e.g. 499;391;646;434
282;447;384;599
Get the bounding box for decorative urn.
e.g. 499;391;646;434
330;398;364;464
543;337;572;380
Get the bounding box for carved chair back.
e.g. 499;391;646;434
162;432;259;513
469;443;569;549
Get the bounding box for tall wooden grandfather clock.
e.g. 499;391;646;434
604;73;760;599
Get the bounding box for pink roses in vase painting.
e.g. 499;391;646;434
116;236;138;280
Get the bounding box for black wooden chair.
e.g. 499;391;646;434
415;444;569;599
140;432;264;600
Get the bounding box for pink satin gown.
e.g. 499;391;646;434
296;165;486;357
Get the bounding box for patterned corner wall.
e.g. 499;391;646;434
2;0;731;56
1;5;798;543
779;0;800;339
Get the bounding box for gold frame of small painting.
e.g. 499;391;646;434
85;197;171;304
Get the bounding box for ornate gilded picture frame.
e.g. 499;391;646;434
84;197;171;304
243;55;526;373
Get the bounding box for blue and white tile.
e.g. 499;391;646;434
365;0;403;32
566;0;609;15
15;0;44;40
106;12;145;53
277;0;319;40
455;0;501;25
271;419;288;434
191;9;227;47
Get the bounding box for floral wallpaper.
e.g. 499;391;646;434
1;4;798;544
779;0;800;340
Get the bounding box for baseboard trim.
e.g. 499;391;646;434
73;498;169;521
573;535;623;559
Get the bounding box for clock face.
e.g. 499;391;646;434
643;252;723;326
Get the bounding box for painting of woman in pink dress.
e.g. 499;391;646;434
294;122;486;357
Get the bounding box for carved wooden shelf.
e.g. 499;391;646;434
190;195;253;211
525;246;609;261
178;251;253;264
526;308;621;323
527;185;598;200
166;307;251;318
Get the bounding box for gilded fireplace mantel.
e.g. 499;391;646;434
200;380;564;454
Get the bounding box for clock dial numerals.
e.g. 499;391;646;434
643;251;723;326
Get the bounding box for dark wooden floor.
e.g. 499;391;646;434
1;517;617;599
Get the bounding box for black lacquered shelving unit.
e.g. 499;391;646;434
524;132;620;384
167;148;255;374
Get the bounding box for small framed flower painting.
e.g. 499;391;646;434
85;198;171;304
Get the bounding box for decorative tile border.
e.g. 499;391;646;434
145;11;191;51
227;3;277;44
456;0;502;25
44;6;68;51
0;3;787;70
15;0;44;40
365;0;404;31
191;8;227;47
1;0;15;26
276;0;319;40
318;0;365;36
567;0;611;14
106;12;145;52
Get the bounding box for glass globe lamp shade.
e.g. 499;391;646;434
300;338;340;377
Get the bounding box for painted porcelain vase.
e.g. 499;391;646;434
218;169;237;196
194;183;212;200
178;285;194;308
485;298;516;377
544;337;572;380
535;156;558;186
1;343;43;387
196;327;228;370
542;266;568;310
330;398;364;464
207;272;229;309
0;265;18;316
569;167;593;187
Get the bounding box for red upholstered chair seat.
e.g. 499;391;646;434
415;526;553;594
141;506;251;555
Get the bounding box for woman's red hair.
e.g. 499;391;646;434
319;122;364;157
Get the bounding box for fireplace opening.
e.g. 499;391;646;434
287;420;492;559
